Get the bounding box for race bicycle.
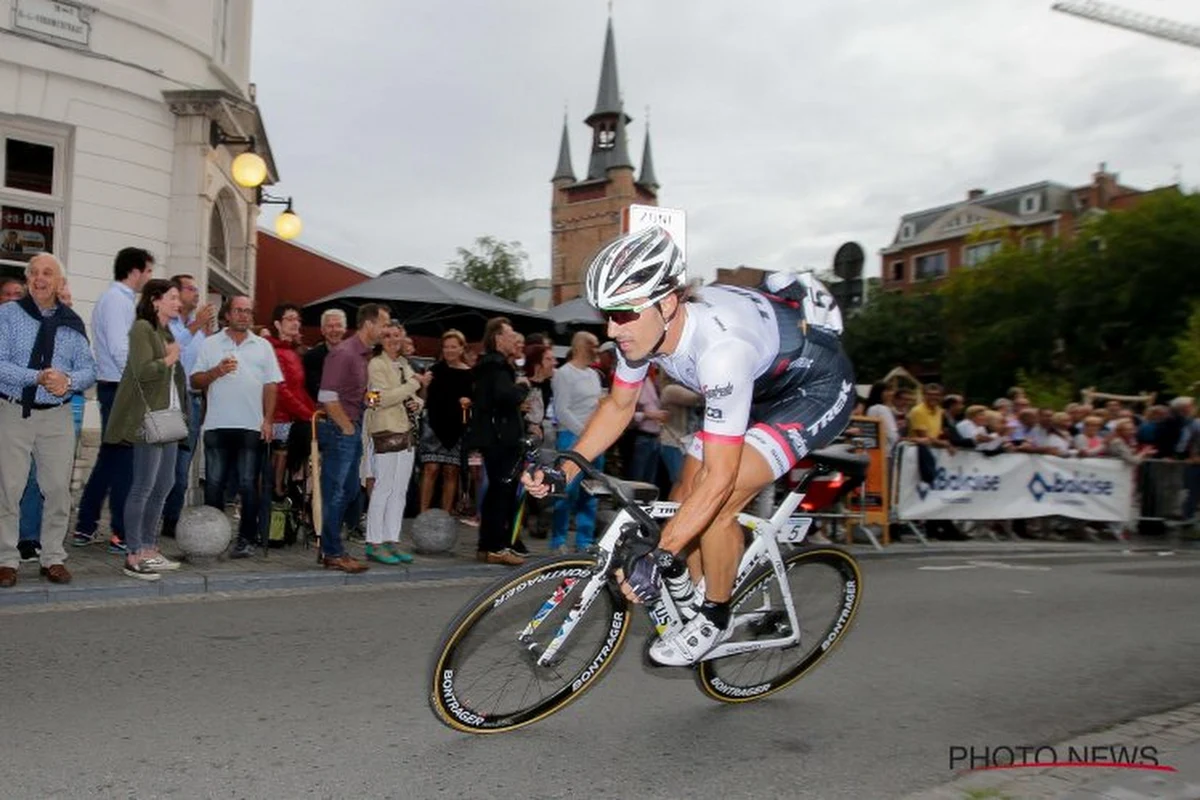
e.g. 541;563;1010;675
429;440;867;734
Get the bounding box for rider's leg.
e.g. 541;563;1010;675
696;443;775;603
646;445;775;666
670;455;705;582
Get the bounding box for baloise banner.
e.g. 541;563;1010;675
894;445;1135;522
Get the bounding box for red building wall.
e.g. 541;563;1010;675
254;230;372;343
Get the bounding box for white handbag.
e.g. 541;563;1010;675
137;363;187;444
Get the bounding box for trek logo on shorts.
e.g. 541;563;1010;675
808;380;854;438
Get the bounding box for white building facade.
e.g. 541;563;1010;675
0;0;275;331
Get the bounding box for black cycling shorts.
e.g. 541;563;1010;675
687;298;857;479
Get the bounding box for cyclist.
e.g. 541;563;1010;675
523;226;856;666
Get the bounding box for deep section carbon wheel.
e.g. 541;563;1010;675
695;545;862;703
430;555;630;733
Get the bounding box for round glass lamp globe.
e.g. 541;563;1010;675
275;210;303;240
231;151;268;188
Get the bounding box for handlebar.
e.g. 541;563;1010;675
521;436;662;547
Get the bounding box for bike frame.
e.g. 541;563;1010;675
523;451;838;668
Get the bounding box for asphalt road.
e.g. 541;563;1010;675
2;549;1198;799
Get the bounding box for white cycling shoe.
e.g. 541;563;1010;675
648;612;731;667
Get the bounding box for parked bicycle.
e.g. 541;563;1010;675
428;439;866;733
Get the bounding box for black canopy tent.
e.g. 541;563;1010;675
544;295;606;336
302;265;553;340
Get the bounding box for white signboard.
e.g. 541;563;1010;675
14;0;90;46
623;204;686;259
894;445;1135;523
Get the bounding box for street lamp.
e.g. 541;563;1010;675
231;151;268;189
257;187;303;240
209;120;267;189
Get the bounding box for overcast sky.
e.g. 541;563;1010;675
249;0;1200;285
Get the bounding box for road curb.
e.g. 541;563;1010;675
0;542;1189;608
0;561;506;607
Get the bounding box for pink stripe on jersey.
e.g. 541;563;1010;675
698;430;745;446
612;376;643;391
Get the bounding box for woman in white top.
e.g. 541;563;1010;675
957;404;1004;452
1042;412;1076;457
864;382;899;456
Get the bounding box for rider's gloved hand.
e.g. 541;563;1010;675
623;547;679;603
521;466;566;499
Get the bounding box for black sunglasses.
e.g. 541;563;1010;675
603;308;643;325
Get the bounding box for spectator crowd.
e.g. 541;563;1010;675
860;381;1199;540
0;250;709;589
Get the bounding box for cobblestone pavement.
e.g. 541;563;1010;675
905;702;1200;800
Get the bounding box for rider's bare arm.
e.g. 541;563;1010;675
559;378;640;482
657;436;741;555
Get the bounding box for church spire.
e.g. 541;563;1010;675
638;118;659;191
587;17;622;125
585;17;633;180
552;115;575;182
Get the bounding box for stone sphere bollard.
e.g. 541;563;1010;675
411;509;458;554
176;505;233;560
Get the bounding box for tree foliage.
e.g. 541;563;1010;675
447;236;528;302
844;189;1200;401
842;289;946;382
1161;301;1200;396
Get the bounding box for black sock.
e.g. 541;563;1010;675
699;598;731;630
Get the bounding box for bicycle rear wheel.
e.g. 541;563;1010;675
430;555;630;734
695;545;862;703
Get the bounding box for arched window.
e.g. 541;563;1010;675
208;202;227;268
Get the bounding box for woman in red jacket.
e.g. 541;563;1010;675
265;303;316;498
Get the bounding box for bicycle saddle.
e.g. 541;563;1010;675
808;445;869;478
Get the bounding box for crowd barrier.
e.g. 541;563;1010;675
1136;458;1197;525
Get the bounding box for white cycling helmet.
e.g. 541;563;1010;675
585;226;686;310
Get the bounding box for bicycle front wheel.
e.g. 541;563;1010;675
429;555;630;734
696;545;862;703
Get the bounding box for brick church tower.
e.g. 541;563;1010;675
550;17;660;305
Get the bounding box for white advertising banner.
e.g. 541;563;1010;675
894;445;1136;522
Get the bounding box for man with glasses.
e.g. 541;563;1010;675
190;295;282;559
524;226;855;666
160;274;215;538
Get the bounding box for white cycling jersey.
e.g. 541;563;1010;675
613;285;781;445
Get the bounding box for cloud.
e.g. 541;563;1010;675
251;0;1200;285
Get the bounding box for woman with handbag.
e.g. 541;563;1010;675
105;279;188;580
364;322;428;564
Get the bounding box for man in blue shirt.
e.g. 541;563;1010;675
72;247;153;552
14;279;86;562
0;254;96;588
160;273;215;538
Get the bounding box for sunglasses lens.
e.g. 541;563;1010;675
605;309;640;325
